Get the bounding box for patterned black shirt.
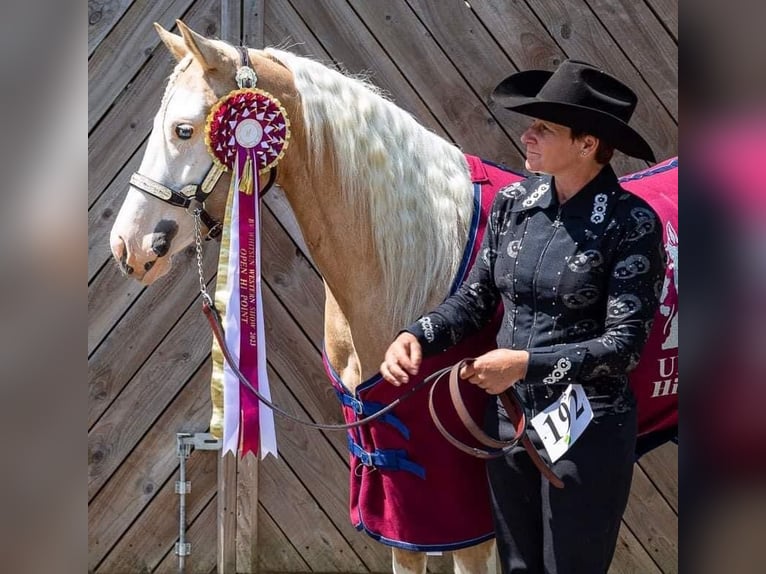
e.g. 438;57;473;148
407;165;666;413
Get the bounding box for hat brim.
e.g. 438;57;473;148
491;70;656;163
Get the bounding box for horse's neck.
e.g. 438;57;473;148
279;153;473;388
278;164;389;380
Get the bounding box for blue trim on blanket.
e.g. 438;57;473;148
619;157;678;183
448;182;482;295
347;436;425;478
335;390;411;439
354;511;495;552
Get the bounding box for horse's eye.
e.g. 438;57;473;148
175;124;194;139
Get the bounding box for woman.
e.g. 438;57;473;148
381;60;666;573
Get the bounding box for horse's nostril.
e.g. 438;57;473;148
144;260;155;272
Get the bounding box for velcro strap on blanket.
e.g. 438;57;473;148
347;437;426;479
335;391;410;439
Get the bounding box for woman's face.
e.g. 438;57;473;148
520;119;583;175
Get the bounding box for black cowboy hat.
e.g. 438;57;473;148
491;60;655;162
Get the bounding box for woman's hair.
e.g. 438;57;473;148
570;126;615;164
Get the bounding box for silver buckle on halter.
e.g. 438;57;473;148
187;198;204;218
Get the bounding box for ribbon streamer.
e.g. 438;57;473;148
206;85;290;458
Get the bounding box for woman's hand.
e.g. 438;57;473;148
380;332;422;386
459;349;530;394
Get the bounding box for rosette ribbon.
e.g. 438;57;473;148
205;73;290;458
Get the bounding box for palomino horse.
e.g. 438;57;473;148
111;21;499;574
111;21;678;574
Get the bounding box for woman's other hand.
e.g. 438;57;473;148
380;332;422;386
459;349;530;394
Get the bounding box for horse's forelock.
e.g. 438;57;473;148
264;48;473;331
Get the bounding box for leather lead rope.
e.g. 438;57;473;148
429;359;565;488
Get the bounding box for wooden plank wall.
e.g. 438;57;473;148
88;1;677;573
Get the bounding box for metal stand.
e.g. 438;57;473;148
175;432;222;573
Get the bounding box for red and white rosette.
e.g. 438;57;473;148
205;88;290;459
206;88;290;182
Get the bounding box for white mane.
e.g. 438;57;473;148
264;48;474;330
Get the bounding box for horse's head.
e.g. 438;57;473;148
109;21;295;283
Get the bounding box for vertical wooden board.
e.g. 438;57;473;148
88;298;215;499
257;504;312;573
155;495;220;574
217;452;238;573
622;464;678;573
277;0;449;140
88;0;198;130
243;0;265;48
258;454;369;571
94;434;218;573
643;0;678;41
346;0;518;160
235;453;259;573
265;365;391;570
88;0;221;206
89;364;213;569
220;0;242;41
639;441;678;513
609;523;663;574
519;0;677;159
583;0;677;118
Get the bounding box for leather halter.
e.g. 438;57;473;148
129;165;277;240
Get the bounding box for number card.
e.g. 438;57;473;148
530;384;593;462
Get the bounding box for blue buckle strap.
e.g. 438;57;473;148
347;437;426;479
335;391;410;439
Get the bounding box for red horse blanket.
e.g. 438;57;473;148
324;155;679;550
621;157;679;449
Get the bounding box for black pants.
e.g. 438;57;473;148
485;399;637;574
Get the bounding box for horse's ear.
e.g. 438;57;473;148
154;22;187;62
176;19;231;73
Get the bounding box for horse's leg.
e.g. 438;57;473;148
392;548;427;574
452;539;497;574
